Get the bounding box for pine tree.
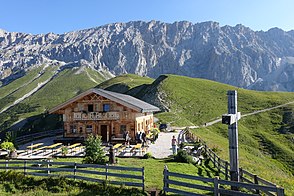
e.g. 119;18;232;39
83;134;106;164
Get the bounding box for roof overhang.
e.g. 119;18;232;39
49;88;160;114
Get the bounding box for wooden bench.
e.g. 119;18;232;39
117;146;127;153
34;146;48;152
27;143;43;150
47;143;63;149
130;143;142;155
68;143;81;149
112;143;123;155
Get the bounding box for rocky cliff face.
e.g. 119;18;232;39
1;21;294;91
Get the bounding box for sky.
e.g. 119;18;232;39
1;0;293;34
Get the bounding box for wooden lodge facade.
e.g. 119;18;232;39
49;89;160;143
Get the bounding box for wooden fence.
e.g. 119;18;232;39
0;160;145;191
163;166;284;196
185;131;285;196
15;129;64;144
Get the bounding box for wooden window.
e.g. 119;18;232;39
88;104;94;112
71;125;77;134
103;104;110;112
86;125;92;133
120;125;126;134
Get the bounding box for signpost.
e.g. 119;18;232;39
222;90;241;184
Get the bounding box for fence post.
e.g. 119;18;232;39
142;167;145;192
105;164;108;181
225;161;229;180
163;165;169;194
253;174;259;194
217;157;221;174
239;167;243;182
204;145;207;156
213;152;216;167
24;160;27;176
47;160;50;175
276;186;285;196
74;162;77;180
214;176;220;196
5;160;8;172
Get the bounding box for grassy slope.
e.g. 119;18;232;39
0;67;108;133
137;75;294;194
97;74;154;93
0;66;56;111
90;73;294;193
0;67;42;100
153;75;294;126
23;67;105;115
1;72;293;193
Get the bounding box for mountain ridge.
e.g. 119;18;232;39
1;20;294;91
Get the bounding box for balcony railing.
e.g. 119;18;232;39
73;112;120;120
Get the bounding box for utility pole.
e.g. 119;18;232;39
222;90;241;183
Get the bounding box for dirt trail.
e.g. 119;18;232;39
171;100;294;130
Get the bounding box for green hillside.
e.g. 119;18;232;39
0;71;293;193
141;75;294;126
0;67;42;100
96;74;154;93
130;74;294;194
0;66;57;112
0;66;109;134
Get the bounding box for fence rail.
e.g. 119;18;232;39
163;166;284;196
185;130;284;196
0;160;144;191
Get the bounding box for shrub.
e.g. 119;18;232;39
61;146;69;156
211;145;221;154
143;152;152;159
174;150;195;164
0;141;15;151
83;134;106;164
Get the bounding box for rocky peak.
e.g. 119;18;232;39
0;20;294;91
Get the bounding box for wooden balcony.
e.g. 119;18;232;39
73;112;120;120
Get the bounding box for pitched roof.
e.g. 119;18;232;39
49;88;160;113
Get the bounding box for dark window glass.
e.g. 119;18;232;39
88;104;94;112
86;125;92;133
71;125;77;134
120;125;126;134
103;104;110;112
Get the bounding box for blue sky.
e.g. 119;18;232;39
1;0;293;34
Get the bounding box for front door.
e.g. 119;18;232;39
100;125;108;142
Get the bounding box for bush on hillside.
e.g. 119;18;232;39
174;150;195;164
143;152;152;159
61;146;69;156
83;134;106;164
0;141;15;151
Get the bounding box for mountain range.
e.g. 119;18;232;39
1;20;294;91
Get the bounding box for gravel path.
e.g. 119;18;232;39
147;131;180;158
